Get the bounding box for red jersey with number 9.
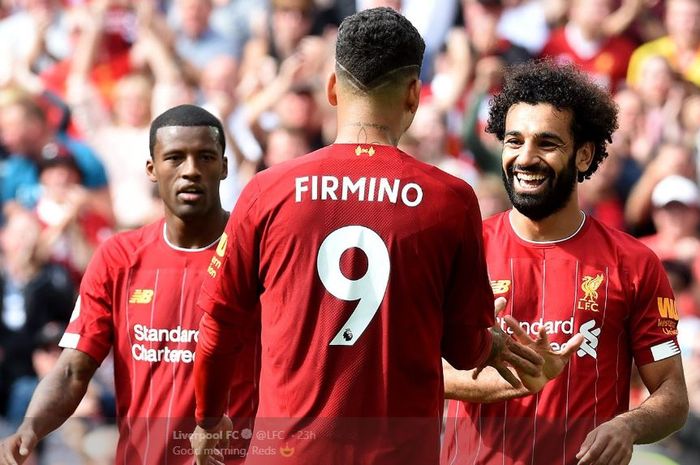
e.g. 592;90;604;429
196;144;495;464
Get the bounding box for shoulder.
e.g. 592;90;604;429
632;36;673;57
398;150;480;209
92;220;163;268
586;217;661;266
482;211;509;239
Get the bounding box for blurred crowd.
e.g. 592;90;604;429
0;0;700;463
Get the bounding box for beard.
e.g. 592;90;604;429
502;153;578;221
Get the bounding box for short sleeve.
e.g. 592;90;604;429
629;250;680;367
197;176;262;335
59;242;115;364
441;190;495;370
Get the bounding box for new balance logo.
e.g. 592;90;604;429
577;320;601;359
129;289;154;304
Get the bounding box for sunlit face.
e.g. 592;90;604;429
114;78;152;128
178;0;212;37
147;126;227;221
501;103;582;220
666;0;700;45
570;0;611;34
0;104;45;155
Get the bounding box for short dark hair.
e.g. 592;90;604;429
486;60;618;182
335;7;425;92
149;104;225;158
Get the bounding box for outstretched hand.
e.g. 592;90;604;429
503;315;584;393
0;430;38;465
191;415;233;465
473;298;544;388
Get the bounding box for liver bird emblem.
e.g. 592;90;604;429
581;274;604;304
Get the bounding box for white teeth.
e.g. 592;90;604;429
516;173;546;182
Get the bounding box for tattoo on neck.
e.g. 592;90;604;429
350;122;394;145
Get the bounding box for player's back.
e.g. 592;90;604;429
235;144;493;464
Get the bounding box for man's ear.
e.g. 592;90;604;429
406;78;421;114
221;155;229;181
146;158;157;183
327;72;338;107
575;142;595;173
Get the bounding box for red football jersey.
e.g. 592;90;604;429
442;211;680;465
540;27;636;92
196;144;495;465
60;220;258;465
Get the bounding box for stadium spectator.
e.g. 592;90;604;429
0;105;258;465
0;95;111;227
628;0;700;88
640;175;700;317
260;125;310;169
0;209;75;419
579;147;626;231
442;60;688;465
172;0;240;71
405;100;479;185
0;0;71;74
191;8;544;465
625;142;696;231
540;0;636;92
33;146;112;286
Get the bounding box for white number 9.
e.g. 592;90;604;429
317;225;390;346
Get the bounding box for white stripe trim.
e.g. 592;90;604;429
144;269;160;464
508;211;587;244
447;400;460;465
651;341;681;361
59;332;80;349
124;270;135;465
162;224;221;252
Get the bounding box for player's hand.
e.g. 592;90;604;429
575;417;634;465
191;415;233;465
503;315;584;393
473;298;544;388
0;429;38;465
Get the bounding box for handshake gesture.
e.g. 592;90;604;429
479;297;584;393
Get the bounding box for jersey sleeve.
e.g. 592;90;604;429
195;177;263;424
628;248;680;366
197;176;262;331
58;241;115;364
441;191;495;370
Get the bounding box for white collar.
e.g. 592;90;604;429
162;223;220;252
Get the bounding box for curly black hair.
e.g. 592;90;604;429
486;60;618;182
335;7;425;91
149;104;225;159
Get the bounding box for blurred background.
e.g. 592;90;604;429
0;1;699;464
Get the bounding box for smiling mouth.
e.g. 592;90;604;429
514;171;550;191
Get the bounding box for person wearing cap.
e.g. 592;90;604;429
33;146;113;285
640;175;700;318
0;96;111;223
190;7;550;465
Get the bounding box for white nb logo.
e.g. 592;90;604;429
577;320;601;359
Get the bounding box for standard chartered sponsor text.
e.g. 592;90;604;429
131;324;198;363
497;316;575;351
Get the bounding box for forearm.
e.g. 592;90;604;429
18;354;94;440
443;360;530;403
194;313;242;428
613;377;689;444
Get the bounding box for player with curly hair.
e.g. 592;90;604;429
189;7;547;465
442;60;688;465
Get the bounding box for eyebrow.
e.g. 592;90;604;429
504;130;567;145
